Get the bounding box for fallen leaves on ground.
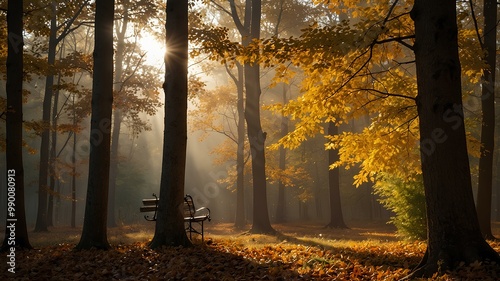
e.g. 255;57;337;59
2;238;500;280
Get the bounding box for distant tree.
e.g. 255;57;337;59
408;0;500;276
325;122;347;229
34;0;90;232
237;0;275;234
107;0;162;227
76;0;115;250
149;0;191;248
275;85;288;223
475;0;497;240
1;0;32;251
234;63;246;229
34;1;58;232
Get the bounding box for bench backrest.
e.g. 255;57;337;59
184;194;196;217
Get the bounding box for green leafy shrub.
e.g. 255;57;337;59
374;174;427;240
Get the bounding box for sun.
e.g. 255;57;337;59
139;33;165;68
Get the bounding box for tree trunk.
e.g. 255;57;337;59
71;127;77;228
227;0;274;234
245;0;275;235
71;95;77;228
326;122;348;228
107;110;121;227
1;0;32;251
47;75;62;227
314;161;323;219
75;0;115;250
476;0;497;240
107;0;129;228
235;62;246;229
34;1;58;233
408;0;500;276
149;0;191;248
275;84;288;223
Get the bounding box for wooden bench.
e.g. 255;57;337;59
140;194;211;241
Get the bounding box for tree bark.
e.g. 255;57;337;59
34;1;58;233
234;62;246;229
275;84;288;223
245;0;274;234
75;0;115;250
149;0;191;248
408;0;500;276
107;110;121;227
227;0;274;234
476;0;497;240
1;0;32;251
326;122;348;228
47;74;62;227
107;0;129;228
71;126;77;228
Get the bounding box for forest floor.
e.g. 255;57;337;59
1;221;500;280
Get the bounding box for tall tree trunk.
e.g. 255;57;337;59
326;122;348;228
71;128;77;228
475;0;497;240
108;0;129;228
149;0;191;248
228;0;274;234
314;161;323;219
70;94;77;228
107;110;121;227
34;1;58;233
47;75;61;227
1;0;32;251
496;152;500;221
275;84;288;223
75;0;115;250
246;0;274;234
408;0;500;277
235;63;246;229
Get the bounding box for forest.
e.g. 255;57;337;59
1;0;500;280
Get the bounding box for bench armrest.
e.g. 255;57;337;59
195;207;211;221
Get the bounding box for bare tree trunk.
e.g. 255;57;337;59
34;1;58;233
475;0;497;240
245;0;275;235
227;0;274;234
149;0;191;248
75;0;115;250
107;0;129;228
408;0;500;276
235;63;246;229
275;84;288;223
47;74;62;227
70;94;77;228
71;128;77;228
325;122;348;228
314;161;323;219
107;110;121;227
1;0;32;251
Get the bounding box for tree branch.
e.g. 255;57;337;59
352;88;416;101
209;0;232;17
375;35;415;50
228;0;247;36
468;0;484;49
56;0;91;44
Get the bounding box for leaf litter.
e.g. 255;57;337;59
1;223;499;280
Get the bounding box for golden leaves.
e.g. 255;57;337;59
7;228;500;280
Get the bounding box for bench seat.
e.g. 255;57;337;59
140;194;211;241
